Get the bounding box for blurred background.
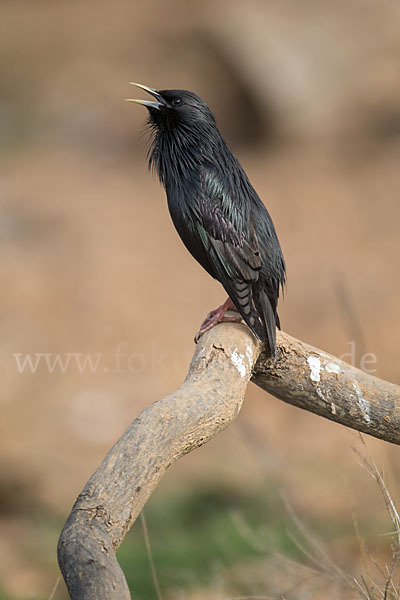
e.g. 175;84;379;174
1;0;400;598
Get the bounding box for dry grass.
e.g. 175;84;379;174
273;436;400;600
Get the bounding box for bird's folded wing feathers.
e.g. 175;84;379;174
194;170;262;284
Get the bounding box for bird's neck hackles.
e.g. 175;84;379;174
148;119;223;188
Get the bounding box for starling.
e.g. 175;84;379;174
127;83;286;356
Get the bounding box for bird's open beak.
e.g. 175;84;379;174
125;82;167;110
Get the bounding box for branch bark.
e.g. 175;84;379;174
58;323;400;599
254;330;400;445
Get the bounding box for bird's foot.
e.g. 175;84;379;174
194;297;242;343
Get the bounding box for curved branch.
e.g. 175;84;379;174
58;323;400;599
58;324;261;599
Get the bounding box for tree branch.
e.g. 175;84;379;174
58;323;400;599
253;330;400;445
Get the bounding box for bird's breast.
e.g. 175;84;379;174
165;182;216;279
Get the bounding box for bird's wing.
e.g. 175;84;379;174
190;168;265;334
194;168;261;280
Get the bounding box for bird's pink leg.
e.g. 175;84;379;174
194;297;242;343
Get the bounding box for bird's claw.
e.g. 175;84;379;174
194;302;243;343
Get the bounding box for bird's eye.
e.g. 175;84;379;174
171;98;182;107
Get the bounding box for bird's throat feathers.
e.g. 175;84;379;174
147;114;222;189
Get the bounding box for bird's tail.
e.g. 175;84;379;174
257;291;279;357
245;290;280;357
233;290;278;357
226;280;279;356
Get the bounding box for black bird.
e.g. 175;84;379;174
127;83;285;356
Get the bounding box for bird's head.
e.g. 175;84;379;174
126;83;223;184
126;83;216;134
